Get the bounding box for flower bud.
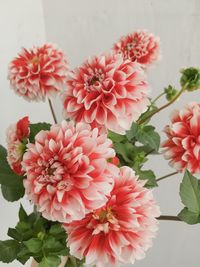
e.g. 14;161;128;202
164;85;178;101
180;67;200;91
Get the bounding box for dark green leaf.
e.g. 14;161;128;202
180;170;200;213
39;255;61;267
7;228;22;241
19;204;28;221
0;240;20;263
29;123;51;143
49;224;65;236
178;207;200;224
24;238;43;253
66;256;77;267
0;145;24;186
1;184;25;202
17;244;31;264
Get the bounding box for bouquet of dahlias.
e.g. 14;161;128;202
0;30;200;267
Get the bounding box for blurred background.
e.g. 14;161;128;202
0;0;200;266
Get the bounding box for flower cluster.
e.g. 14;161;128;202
3;31;164;267
8;43;69;101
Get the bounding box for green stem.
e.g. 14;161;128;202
48;98;58;124
151;92;166;105
156;171;179;182
139;87;185;125
157;215;181;221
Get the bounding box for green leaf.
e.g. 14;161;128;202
108;131;127;143
114;142;134;163
7;228;22;241
0;240;20;263
126;122;139;141
180;170;200;213
24;238;43;254
15;221;34;241
49;223;65;236
66;256;77;267
178;207;200;224
0;145;24;187
137;169;158;188
43;236;64;254
17;244;31;264
136;125;160;152
29;123;51;143
0;145;25;201
19;204;28;221
1;184;25;202
39;255;61;267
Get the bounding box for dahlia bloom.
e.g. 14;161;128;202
62;54;149;134
65;166;160;267
22;120;116;223
162;103;200;173
113;30;161;67
8;43;69;101
6;116;30;175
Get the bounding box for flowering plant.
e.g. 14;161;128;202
1;30;200;267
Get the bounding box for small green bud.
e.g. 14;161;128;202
37;231;45;240
164;85;178;101
134;151;146;164
180;67;200;91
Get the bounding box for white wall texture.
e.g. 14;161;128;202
0;1;49;267
1;0;200;266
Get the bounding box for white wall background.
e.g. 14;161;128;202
0;1;50;267
1;0;200;266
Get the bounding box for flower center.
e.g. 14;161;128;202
88;75;100;86
94;206;117;224
30;56;40;64
37;159;65;184
85;69;105;91
47;167;57;175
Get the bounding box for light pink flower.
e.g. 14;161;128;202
65;166;160;267
113;30;161;68
22;120;116;223
62;53;149;134
6;116;30;175
8;44;69;101
162;102;200;173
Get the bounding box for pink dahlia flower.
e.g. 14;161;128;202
62;54;149;134
162;102;200;173
113;30;161;67
65;166;160;267
6;116;30;175
8;43;69;101
22;120;116;223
